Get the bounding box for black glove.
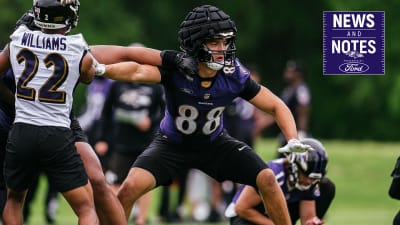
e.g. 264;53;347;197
161;50;198;76
15;9;40;31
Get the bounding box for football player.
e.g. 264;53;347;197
225;138;335;225
91;5;313;225
0;0;100;224
8;2;128;225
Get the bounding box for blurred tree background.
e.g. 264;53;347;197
1;0;399;141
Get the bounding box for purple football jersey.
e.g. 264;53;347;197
159;59;250;143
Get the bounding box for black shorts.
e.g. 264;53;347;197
107;151;142;184
4;123;88;192
70;117;88;143
133;132;268;188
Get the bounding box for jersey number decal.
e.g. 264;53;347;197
16;48;68;104
175;105;225;135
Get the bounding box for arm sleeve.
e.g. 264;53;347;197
239;77;261;101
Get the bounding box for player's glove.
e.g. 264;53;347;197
88;53;106;76
94;63;106;76
161;50;198;76
278;139;314;153
305;216;324;225
15;9;40;31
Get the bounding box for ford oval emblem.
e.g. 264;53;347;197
338;63;370;73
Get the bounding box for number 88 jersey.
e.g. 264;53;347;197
9;25;88;128
158;59;257;143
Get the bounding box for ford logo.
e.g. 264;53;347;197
338;63;370;73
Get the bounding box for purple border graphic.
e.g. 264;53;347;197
323;11;385;75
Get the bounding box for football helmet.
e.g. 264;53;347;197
33;0;80;32
287;138;328;191
178;5;237;70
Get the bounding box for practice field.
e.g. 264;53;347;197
23;139;399;225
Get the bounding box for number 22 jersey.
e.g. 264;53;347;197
9;25;89;128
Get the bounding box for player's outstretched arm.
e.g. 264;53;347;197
90;45;162;66
249;86;298;140
90;46;197;76
96;61;161;84
249;85;313;153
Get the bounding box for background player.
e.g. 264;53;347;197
9;5;129;225
0;0;99;224
225;138;335;225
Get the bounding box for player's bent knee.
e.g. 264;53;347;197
256;168;277;188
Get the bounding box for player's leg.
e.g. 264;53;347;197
2;189;27;225
256;169;291;225
117;134;183;221
117;167;156;221
201;133;291;225
62;183;99;225
106;150;149;225
43;126;99;225
75;141;127;225
2;123;40;225
135;191;152;225
315;177;335;219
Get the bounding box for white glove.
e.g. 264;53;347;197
278;139;314;153
60;0;77;4
94;63;106;76
89;53;106;76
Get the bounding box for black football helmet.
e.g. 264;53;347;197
287;138;328;191
33;0;80;32
178;5;237;70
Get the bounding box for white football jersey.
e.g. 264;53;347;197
9;25;89;127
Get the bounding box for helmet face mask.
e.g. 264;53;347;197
33;0;80;33
287;138;328;191
178;5;237;70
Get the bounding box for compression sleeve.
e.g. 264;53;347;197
239;77;261;101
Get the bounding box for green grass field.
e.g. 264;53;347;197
23;139;399;225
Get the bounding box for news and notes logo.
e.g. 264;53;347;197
323;11;385;75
